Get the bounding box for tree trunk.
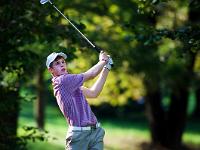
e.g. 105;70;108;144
35;67;45;130
193;88;200;118
145;84;190;150
145;88;167;147
189;0;200;119
0;87;20;149
166;87;189;150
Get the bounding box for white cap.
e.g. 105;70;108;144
46;52;67;69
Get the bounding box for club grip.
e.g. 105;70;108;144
94;45;102;53
94;45;114;68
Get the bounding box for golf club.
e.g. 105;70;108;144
40;0;102;53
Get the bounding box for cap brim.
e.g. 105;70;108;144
57;52;67;59
46;52;67;69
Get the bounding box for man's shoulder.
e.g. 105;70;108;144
52;73;83;84
52;73;74;83
52;74;66;84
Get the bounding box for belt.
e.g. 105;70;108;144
68;123;100;131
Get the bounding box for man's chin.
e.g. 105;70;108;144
60;71;67;75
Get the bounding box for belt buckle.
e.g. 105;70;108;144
90;123;98;130
90;125;96;130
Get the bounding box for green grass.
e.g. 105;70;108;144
18;101;200;150
183;119;200;146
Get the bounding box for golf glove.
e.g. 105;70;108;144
104;57;113;70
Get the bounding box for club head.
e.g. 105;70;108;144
40;0;49;4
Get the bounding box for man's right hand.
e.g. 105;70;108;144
99;51;109;63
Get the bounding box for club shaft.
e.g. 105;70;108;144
49;2;97;50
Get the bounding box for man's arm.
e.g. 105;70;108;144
82;51;108;81
82;60;107;82
81;68;109;98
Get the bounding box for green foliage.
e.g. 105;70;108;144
20;126;55;142
16;126;55;150
20;87;37;102
122;0;200;88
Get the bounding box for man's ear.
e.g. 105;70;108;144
48;67;54;74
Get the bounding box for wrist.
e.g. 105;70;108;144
104;67;110;71
104;63;111;70
99;58;107;61
99;60;107;65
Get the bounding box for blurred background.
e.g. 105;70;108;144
0;0;200;150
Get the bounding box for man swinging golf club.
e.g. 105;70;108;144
46;51;112;150
42;0;114;149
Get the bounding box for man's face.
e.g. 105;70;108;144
49;57;67;76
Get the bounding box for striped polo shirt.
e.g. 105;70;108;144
52;73;98;127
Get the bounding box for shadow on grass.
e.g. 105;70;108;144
139;142;200;150
185;118;200;135
100;116;149;132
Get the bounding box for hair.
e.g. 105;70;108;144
49;56;65;68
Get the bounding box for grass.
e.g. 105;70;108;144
18;101;200;150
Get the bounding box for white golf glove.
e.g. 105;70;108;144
104;57;113;70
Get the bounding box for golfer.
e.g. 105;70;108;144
46;51;112;150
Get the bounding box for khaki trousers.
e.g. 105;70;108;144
66;127;105;150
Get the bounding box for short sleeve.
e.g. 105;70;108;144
60;74;84;92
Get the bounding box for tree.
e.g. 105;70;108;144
123;0;200;149
190;0;200;118
0;0;78;148
0;1;39;148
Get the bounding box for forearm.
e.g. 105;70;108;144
90;68;109;97
83;61;107;81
